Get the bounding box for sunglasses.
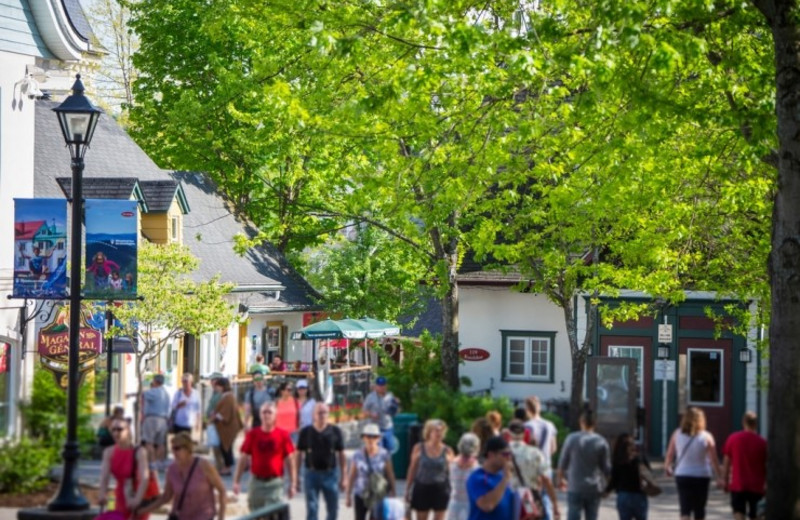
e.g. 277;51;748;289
111;427;126;433
500;451;513;458
171;445;186;452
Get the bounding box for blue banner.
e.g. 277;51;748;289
84;199;138;300
13;199;68;299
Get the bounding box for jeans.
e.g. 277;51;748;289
305;468;339;520
567;491;601;520
616;491;648;520
542;491;554;520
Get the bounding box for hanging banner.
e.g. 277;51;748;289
84;199;138;300
13;199;68;299
37;304;102;389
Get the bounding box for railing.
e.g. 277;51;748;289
234;501;290;520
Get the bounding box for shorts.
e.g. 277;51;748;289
141;416;168;446
410;481;450;511
731;490;764;519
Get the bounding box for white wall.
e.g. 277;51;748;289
458;286;576;404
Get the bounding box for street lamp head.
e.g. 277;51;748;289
53;74;102;159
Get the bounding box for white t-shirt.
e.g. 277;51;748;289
673;429;714;478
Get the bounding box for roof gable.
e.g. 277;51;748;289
139;180;189;214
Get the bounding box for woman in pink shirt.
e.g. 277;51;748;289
275;381;300;438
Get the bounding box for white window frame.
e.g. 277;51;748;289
199;331;221;374
501;330;555;383
687;348;725;407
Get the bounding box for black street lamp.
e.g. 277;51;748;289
48;74;102;512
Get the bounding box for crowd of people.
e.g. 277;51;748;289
95;372;767;520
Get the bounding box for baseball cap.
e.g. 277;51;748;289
362;423;381;437
375;376;387;386
297;379;309;388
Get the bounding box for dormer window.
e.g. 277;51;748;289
170;216;179;242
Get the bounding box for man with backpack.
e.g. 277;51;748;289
244;370;272;430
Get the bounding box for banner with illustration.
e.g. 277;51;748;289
84;199;138;300
13;198;68;299
37;303;102;389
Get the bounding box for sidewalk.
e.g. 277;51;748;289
0;459;733;519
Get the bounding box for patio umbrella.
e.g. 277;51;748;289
295;318;368;340
356;317;401;337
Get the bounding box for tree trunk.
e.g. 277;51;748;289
440;260;460;390
760;2;800;516
558;292;597;430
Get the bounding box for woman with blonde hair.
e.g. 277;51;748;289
485;410;503;436
405;419;455;520
664;407;724;520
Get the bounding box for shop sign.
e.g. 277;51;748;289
459;347;490;361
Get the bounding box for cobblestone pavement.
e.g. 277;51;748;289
0;459;733;519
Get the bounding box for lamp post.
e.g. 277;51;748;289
49;74;102;512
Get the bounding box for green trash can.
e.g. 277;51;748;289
392;413;419;479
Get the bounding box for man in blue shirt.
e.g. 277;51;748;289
466;435;515;520
141;374;171;469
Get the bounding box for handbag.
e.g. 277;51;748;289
362;449;389;510
168;457;199;520
206;423;220;448
511;452;544;520
639;463;662;497
131;447;160;508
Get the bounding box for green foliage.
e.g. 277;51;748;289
18;368;95;453
303;226;430;324
376;333;513;446
0;437;58;494
375;333;446;408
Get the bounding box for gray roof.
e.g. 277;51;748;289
56;177;138;200
139;180;187;213
0;0;53;57
34;102;320;313
61;0;93;43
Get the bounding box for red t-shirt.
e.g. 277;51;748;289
241;426;295;479
722;430;767;493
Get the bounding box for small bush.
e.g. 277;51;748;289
0;437;58;493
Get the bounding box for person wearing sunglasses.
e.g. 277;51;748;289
465;435;515;519
297;402;346;520
98;418;151;519
138;432;227;520
346;423;397;520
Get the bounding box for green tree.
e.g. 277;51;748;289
109;241;235;435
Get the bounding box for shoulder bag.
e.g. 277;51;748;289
361;449;388;510
511;452;544;520
639;462;662;497
167;457;199;520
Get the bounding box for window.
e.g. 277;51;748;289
608;346;644;406
687;348;724;406
501;331;556;382
170;216;179;242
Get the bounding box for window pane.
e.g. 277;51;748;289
509;339;526;375
689;350;722;404
530;339;549;377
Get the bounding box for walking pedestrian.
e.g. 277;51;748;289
141;374;171;470
465;435;515;520
470;417;494;462
508;419;560;519
406;419;454;520
275;380;300;439
346;423;397;520
722;411;767;520
170;372;201;435
97;417;151;519
297;379;317;430
233;401;298;511
525;396;559;520
557;407;611;520
205;372;225;473
297;402;346;520
363;376;400;452
664;406;724;520
210;377;243;476
138;432;227;520
447;432;480;520
244;370;272;431
605;433;650;520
